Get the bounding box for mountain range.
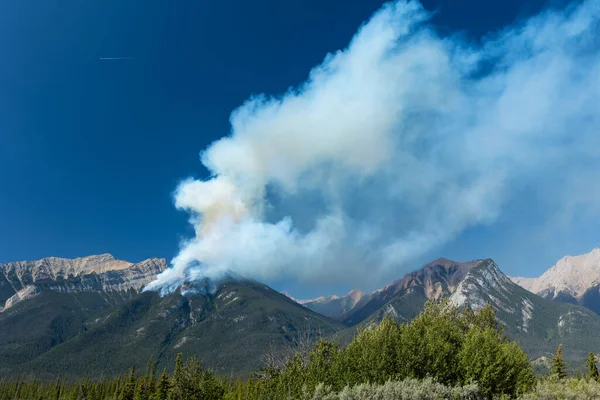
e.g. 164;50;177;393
2;250;600;378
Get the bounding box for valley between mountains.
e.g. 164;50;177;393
1;250;600;378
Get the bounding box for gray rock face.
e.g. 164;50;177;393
448;259;600;362
341;258;483;326
510;248;600;314
0;254;167;311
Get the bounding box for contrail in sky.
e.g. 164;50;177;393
99;57;135;60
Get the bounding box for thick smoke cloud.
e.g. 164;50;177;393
145;0;600;294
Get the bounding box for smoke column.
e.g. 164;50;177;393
145;0;600;294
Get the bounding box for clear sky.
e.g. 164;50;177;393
1;0;598;298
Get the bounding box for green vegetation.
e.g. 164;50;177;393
229;300;534;399
519;377;600;399
0;301;544;399
2;300;599;399
587;352;599;382
1;281;343;379
550;345;567;380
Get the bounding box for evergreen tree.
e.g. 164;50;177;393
51;377;62;400
134;378;149;400
168;354;224;400
119;365;136;400
153;370;170;400
551;344;567;380
145;355;157;393
113;376;123;400
587;352;599;382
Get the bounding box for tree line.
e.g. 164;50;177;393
1;300;599;399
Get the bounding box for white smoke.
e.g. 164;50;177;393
145;0;600;294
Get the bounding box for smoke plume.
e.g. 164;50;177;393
145;0;600;294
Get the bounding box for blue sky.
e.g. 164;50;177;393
1;0;598;298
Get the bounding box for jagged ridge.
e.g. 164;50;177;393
0;254;167;311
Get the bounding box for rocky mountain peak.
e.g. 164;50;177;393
1;253;134;282
378;258;482;300
347;289;365;303
450;259;514;310
298;289;368;319
511;248;600;300
0;255;168;312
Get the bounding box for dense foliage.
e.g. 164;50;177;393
231;300;534;399
2;301;597;399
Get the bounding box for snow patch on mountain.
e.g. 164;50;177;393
521;298;533;333
384;303;399;318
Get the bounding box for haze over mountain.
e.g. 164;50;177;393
294;289;367;319
511;248;600;314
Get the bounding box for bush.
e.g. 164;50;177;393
519;377;600;399
343;316;402;385
459;327;534;397
306;378;483;400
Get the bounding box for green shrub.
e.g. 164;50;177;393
459;327;534;397
306;378;482;400
519;377;600;399
343;316;402;385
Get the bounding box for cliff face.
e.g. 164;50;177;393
0;254;167;311
339;258;482;326
449;259;600;363
511;249;600;299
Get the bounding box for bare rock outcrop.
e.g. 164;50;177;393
510;248;600;300
0;254;167;311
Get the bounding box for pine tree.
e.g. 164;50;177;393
145;355;157;393
153;370;170;400
113;376;123;400
134;379;149;400
169;353;187;399
587;352;599;381
551;344;567;379
119;365;136;400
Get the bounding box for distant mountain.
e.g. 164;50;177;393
450;259;600;362
342;258;479;326
0;255;343;378
298;290;367;319
338;258;600;364
0;254;167;311
0;254;167;374
510;248;600;314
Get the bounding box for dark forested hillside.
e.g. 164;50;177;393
0;277;343;378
